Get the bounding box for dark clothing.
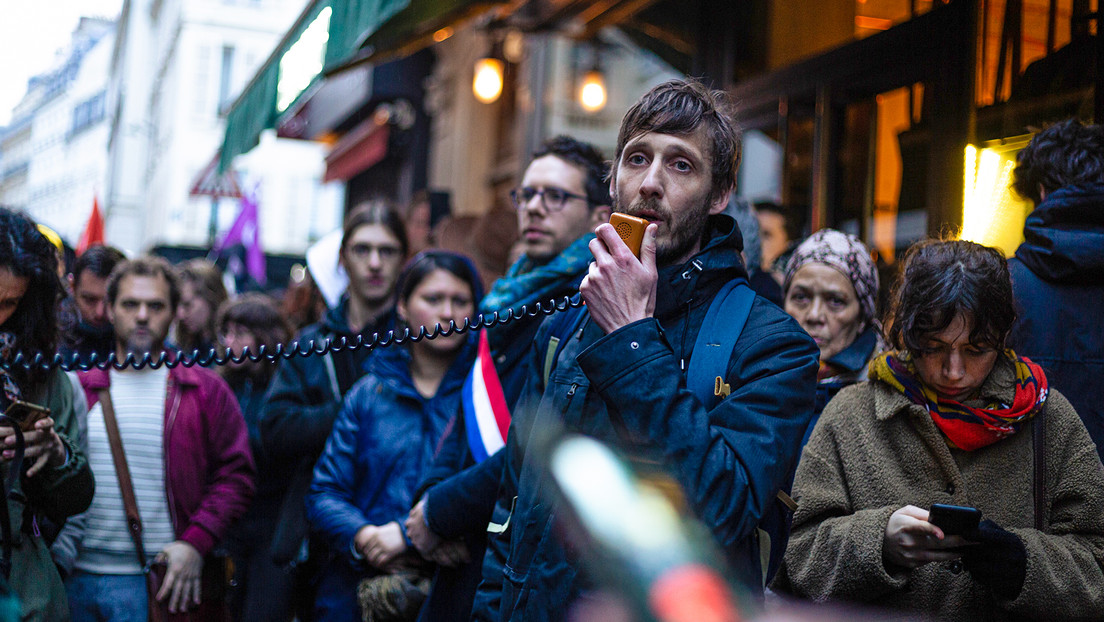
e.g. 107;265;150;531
1008;183;1104;462
4;368;94;621
748;268;783;307
260;300;394;566
59;321;115;366
306;338;476;621
804;326;880;447
223;373;294;622
414;239;592;622
473;215;820;621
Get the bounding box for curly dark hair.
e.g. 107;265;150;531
532;135;610;208
885;239;1015;355
1012;119;1104;204
0;207;62;387
613;79;742;202
216;293;294;385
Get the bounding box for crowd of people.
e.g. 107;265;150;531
0;79;1100;622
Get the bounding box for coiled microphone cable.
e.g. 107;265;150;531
1;295;583;373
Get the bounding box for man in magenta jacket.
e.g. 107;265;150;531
71;256;255;621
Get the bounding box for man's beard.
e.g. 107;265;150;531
612;195;710;265
118;331;166;359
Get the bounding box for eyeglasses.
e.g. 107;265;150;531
347;243;403;262
510;186;589;212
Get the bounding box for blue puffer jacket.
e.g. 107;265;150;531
472;214;820;621
1009;183;1104;462
306;335;476;621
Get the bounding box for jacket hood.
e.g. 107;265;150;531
366;330;478;400
1014;184;1104;284
654;213;749;320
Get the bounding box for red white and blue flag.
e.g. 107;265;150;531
461;331;511;463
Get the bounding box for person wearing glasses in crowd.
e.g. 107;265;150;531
261;202;408;619
306;251;482;621
401;136;612;621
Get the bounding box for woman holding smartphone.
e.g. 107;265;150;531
0;207;95;619
776;239;1104;620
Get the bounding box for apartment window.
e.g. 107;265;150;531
218;45;235;114
69;91;107;138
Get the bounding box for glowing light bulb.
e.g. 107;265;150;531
579;69;607;112
473;58;504;104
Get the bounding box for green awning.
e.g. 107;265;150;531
219;0;410;172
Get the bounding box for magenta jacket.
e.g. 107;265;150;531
80;365;257;557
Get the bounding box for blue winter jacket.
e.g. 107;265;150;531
472;214;820;621
1008;183;1104;462
306;336;476;621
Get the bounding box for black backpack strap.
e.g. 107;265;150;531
0;415;25;580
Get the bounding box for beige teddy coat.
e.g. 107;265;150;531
777;359;1104;621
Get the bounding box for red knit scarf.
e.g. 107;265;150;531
869;350;1048;451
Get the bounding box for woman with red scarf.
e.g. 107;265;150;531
775;239;1104;620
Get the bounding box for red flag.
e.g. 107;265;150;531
77;197;105;255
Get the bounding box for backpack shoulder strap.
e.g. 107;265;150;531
686;278;754;410
542;301;587;386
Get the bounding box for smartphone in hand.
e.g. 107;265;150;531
928;503;981;536
4;400;51;433
609;213;647;259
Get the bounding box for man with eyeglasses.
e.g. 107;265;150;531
402;135;610;621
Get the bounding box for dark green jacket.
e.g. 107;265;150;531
6;368;94;621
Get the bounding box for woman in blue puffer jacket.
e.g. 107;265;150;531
306;251;482;622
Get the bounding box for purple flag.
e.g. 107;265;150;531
217;190;266;285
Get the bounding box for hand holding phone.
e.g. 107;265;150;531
2;400;65;476
928;503;982;537
4;400;50;433
608;213;647;259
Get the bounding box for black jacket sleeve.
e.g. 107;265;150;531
424;450;505;540
260;348;343;463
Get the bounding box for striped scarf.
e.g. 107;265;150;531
869;350;1048;451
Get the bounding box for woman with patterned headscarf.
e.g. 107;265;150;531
782;229;883;445
776;239;1104;620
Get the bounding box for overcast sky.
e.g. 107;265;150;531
0;0;123;125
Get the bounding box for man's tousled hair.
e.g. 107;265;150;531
107;256;181;311
614;79;741;201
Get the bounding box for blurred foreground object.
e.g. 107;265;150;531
546;435;746;622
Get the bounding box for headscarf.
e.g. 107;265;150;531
784;229;879;330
